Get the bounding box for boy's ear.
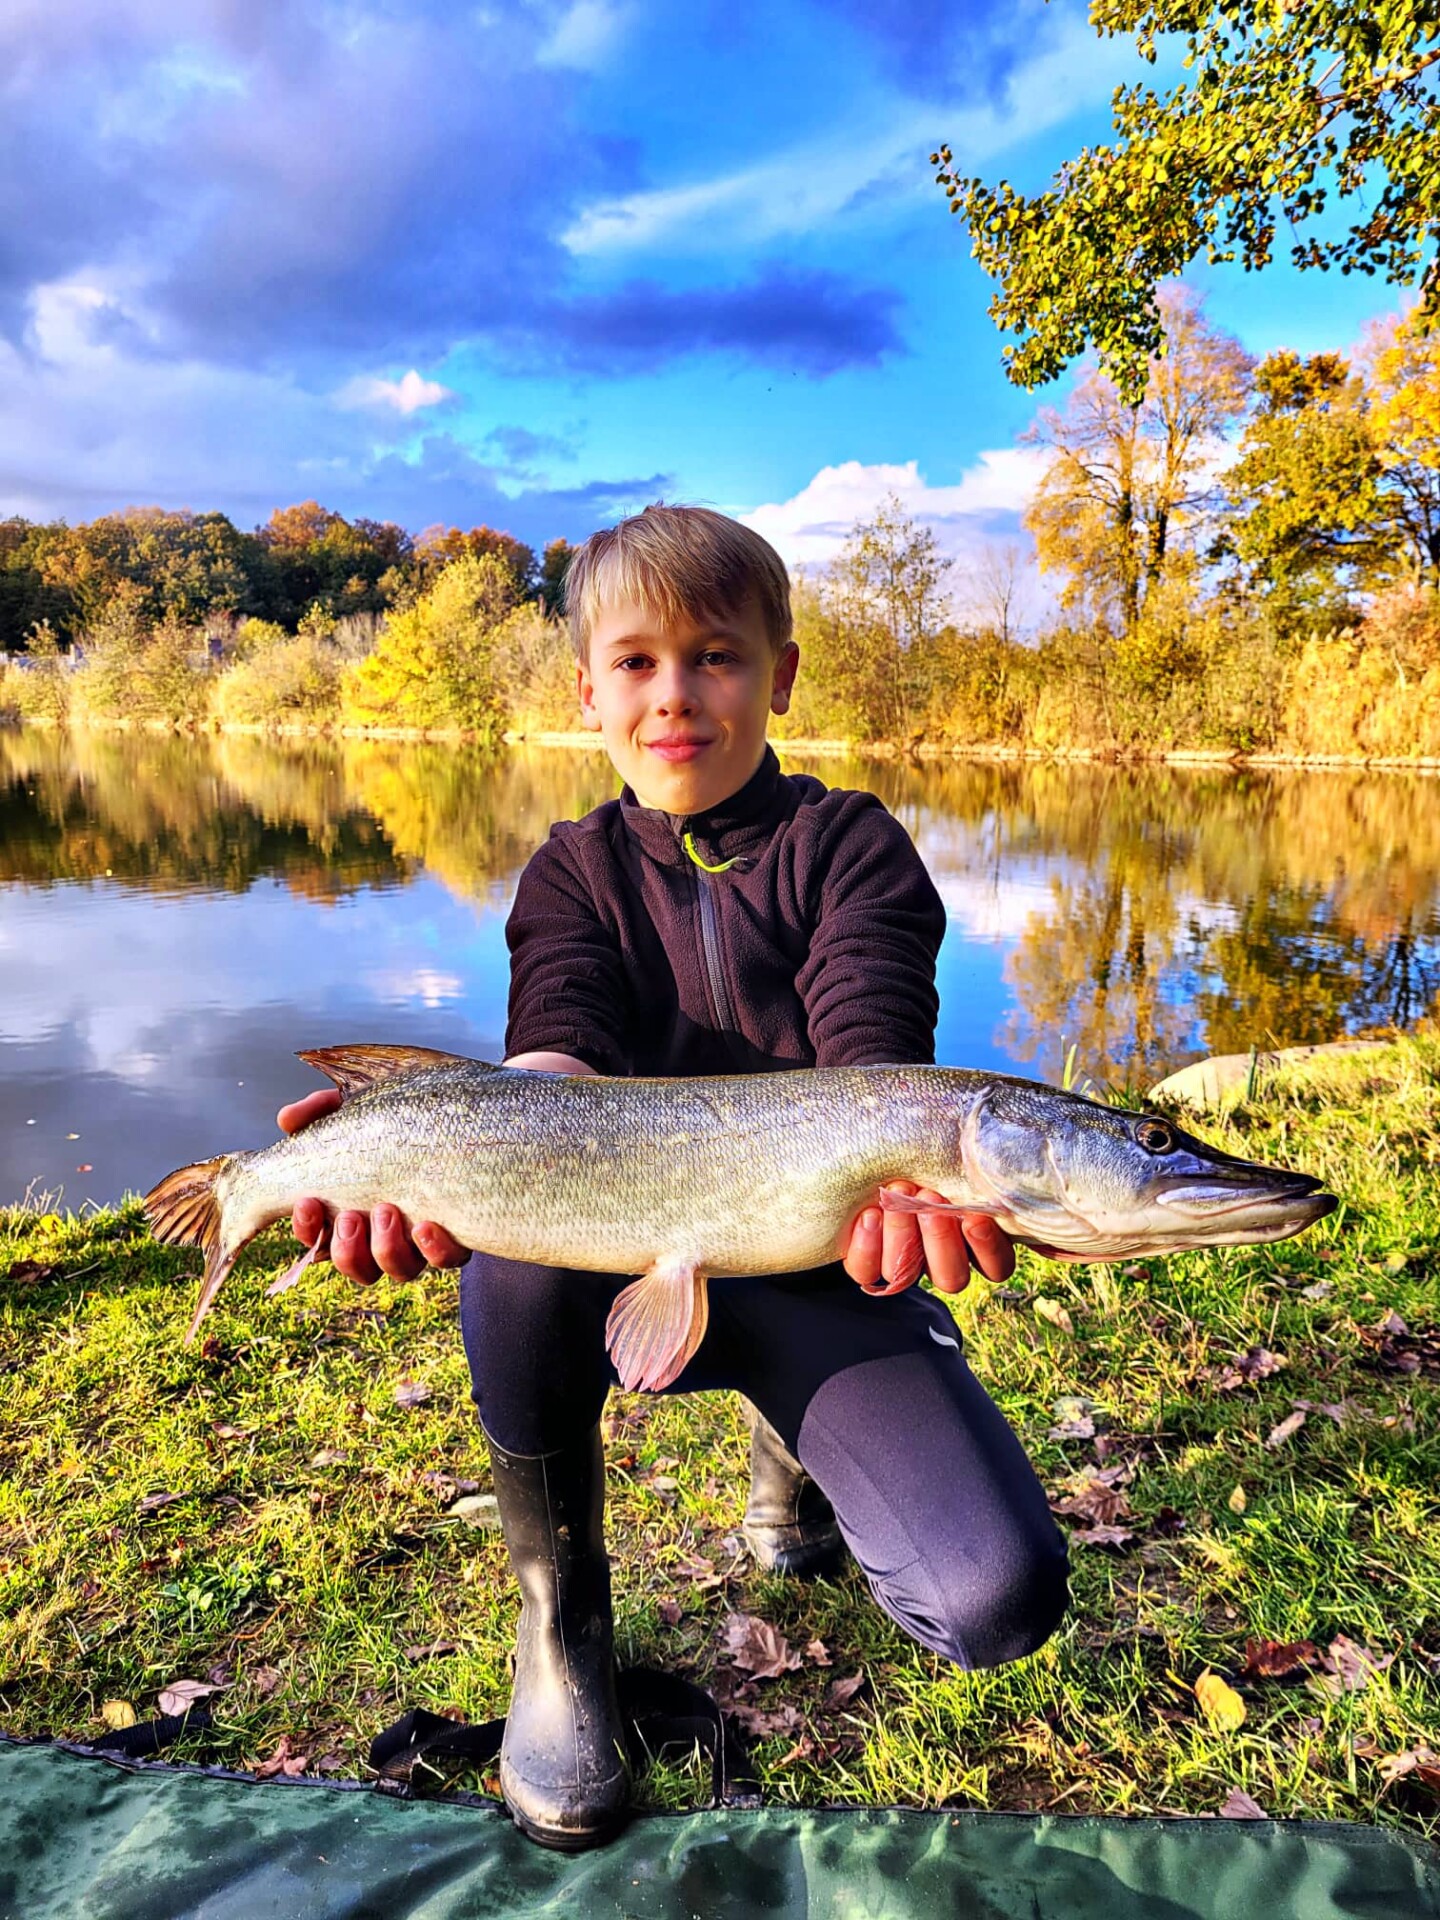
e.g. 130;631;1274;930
770;641;800;717
576;659;604;731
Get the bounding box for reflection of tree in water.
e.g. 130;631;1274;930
0;729;617;903
987;766;1440;1081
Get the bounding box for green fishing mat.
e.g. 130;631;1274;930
2;1740;1437;1920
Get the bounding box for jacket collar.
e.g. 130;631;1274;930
619;746;788;867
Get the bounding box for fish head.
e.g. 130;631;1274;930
964;1081;1337;1255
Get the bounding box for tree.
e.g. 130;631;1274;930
825;498;952;739
959;539;1031;645
932;1;1440;396
538;538;577;617
415;524;538;601
1025;288;1250;632
342;553;515;737
1362;311;1440;587
1221;350;1390;611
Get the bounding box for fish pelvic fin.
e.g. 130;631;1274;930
605;1256;710;1394
297;1043;483;1096
143;1156;244;1344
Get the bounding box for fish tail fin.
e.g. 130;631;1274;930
605;1257;710;1394
143;1155;245;1343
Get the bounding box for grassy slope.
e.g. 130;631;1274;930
1;1038;1437;1830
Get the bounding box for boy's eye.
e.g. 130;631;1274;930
698;649;737;667
616;654;653;672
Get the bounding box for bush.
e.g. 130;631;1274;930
210;632;344;727
70;590;210;727
0;623;70;723
340;555;513;738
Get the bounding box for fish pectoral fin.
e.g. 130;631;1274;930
605;1256;710;1394
266;1238;326;1298
877;1190;979;1219
297;1043;485;1095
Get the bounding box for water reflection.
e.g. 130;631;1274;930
1;728;1437;1204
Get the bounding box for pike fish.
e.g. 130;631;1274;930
144;1043;1336;1392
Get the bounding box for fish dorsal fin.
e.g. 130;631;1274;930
297;1043;485;1095
605;1255;710;1394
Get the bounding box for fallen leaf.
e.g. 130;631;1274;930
722;1612;802;1680
310;1448;349;1468
1301;1279;1335;1300
250;1665;283;1697
1292;1398;1348;1426
1228;1485;1248;1514
1151;1505;1187;1536
1072;1523;1135;1549
1219;1786;1266;1819
821;1673;866;1714
7;1259;57;1285
254;1736;310;1779
393;1376;431;1409
137;1490;183;1513
804;1638;832;1667
402;1640;457;1662
1376;1309;1409;1336
1214;1347;1286;1391
1053;1467;1134;1527
1240;1639;1323;1681
1265;1408;1308;1449
1326;1634;1393;1692
1194;1670;1246;1732
657;1598;682;1627
211;1423;251;1440
1033;1297;1075;1335
725;1700;804;1738
1375;1744;1440;1787
445;1492;501;1527
158;1677;219;1716
100;1699;138;1730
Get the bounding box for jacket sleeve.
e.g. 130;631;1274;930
794;795;945;1068
504;834;633;1075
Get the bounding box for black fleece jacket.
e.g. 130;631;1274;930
503;747;946;1078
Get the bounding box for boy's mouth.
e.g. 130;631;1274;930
644;735;714;762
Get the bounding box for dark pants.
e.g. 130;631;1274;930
460;1254;1070;1672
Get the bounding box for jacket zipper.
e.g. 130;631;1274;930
676;817;740;1040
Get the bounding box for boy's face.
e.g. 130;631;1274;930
578;596;799;814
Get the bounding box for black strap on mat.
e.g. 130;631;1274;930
368;1667;761;1809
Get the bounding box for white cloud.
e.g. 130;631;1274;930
562;5;1112;256
536;0;630;69
739;451;1050;570
337;369;456;415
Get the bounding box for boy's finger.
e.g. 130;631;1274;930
414;1221;471;1270
917;1205;971;1295
959;1212;1017;1284
370;1206;426;1281
291;1196;330;1252
331;1211;379;1286
842;1207;884;1289
277;1088;342;1135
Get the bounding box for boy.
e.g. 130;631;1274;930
281;506;1069;1851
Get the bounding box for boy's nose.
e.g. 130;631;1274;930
653;673;698;715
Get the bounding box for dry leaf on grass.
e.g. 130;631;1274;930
1318;1634;1394;1694
1374;1746;1440;1791
310;1448;349;1468
1194;1670;1246;1732
100;1700;137;1730
1033;1297;1075;1335
7;1260;58;1285
1048;1394;1097;1441
1240;1638;1323;1681
725;1701;804;1739
393;1376;431;1409
158;1678;221;1716
254;1736;310;1779
137;1490;183;1514
1265;1408;1308;1449
250;1665;283;1698
1071;1523;1135;1549
1227;1485;1248;1514
657;1598;682;1627
402;1640;458;1662
1219;1786;1266;1819
804;1638;832;1667
445;1494;501;1527
821;1673;866;1714
721;1612;802;1679
1214;1347;1286;1391
1052;1465;1134;1527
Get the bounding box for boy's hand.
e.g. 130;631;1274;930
843;1182;1016;1297
278;1089;470;1285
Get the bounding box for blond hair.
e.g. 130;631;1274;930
565;503;792;659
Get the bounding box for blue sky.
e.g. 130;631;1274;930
0;0;1407;587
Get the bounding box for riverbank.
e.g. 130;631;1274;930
2;1036;1436;1824
6;715;1440;773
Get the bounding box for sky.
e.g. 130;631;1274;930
0;0;1409;599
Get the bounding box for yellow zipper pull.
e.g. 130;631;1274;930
682;830;742;875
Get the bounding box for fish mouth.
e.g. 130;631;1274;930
1154;1172;1337;1227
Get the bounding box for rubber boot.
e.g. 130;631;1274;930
485;1426;631;1851
740;1399;848;1578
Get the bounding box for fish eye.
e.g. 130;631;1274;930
1136;1118;1175;1155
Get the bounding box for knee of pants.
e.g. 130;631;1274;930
871;1525;1071;1671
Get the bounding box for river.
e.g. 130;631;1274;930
2;726;1437;1206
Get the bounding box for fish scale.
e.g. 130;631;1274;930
144;1043;1336;1394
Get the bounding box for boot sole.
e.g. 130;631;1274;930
508;1800;630;1853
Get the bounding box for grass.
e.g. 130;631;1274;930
1;1036;1437;1832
